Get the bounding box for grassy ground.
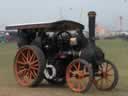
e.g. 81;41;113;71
0;39;128;96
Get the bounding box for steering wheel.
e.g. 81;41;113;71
56;31;71;43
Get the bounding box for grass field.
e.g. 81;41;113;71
0;39;128;96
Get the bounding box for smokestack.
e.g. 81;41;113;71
88;11;96;45
119;16;123;32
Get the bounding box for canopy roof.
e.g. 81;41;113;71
6;20;84;32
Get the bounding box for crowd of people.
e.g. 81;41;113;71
0;32;17;43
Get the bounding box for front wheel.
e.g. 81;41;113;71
66;59;93;93
93;60;119;91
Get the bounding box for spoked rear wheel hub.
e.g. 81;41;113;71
24;64;30;69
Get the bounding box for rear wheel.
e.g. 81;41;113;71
94;60;119;91
14;45;46;87
66;59;93;93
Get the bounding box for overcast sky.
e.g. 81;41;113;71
0;0;128;31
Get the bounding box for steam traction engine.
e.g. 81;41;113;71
6;11;118;93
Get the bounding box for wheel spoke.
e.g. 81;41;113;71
107;73;113;76
99;65;103;72
84;73;89;77
76;78;86;91
77;62;80;71
72;63;77;70
30;53;36;62
83;66;89;76
95;78;102;84
83;65;86;72
19;65;25;70
69;70;74;75
17;61;26;65
31;66;39;71
22;69;28;76
30;60;38;65
27;71;31;80
79;79;86;89
105;78;109;86
27;50;31;61
29;71;33;80
27;71;32;80
100;79;103;88
24;71;29;80
77;83;81;90
33;70;38;77
31;70;36;79
18;69;27;75
105;63;108;72
21;52;27;61
31;64;39;67
106;77;112;82
107;65;112;72
22;57;26;62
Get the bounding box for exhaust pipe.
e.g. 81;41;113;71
88;11;96;45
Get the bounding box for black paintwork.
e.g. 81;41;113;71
6;12;105;79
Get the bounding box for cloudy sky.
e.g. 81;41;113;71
0;0;128;31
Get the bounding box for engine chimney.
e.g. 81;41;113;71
88;11;96;45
